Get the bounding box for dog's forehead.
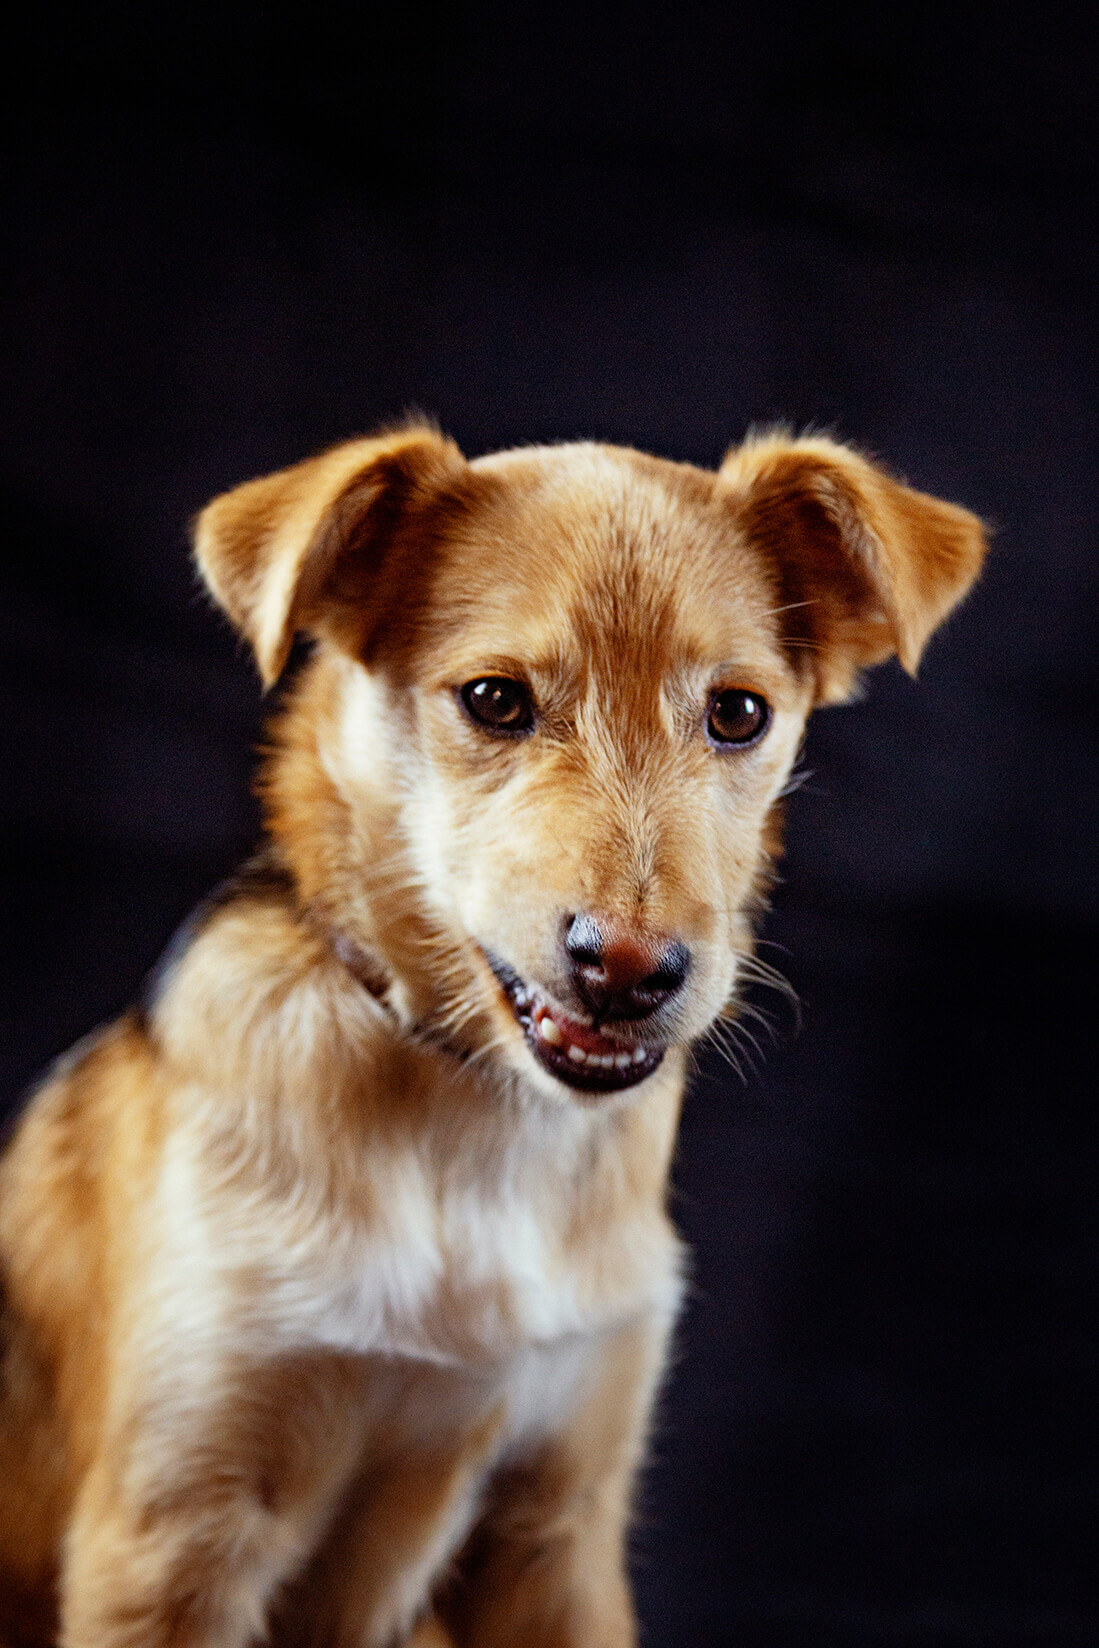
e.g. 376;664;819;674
426;444;783;673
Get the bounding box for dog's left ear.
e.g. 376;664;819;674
194;426;466;685
719;433;988;702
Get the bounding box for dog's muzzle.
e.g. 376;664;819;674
485;953;666;1094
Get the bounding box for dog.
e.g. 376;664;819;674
0;425;986;1647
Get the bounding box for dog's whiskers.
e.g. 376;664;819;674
700;1019;752;1083
733;950;800;1018
778;765;814;799
698;948;802;1083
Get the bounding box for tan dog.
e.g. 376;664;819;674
0;427;985;1647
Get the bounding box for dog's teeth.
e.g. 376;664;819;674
514;988;529;1007
595;1053;614;1068
613;1051;632;1069
567;1045;588;1063
538;1015;563;1046
632;1046;648;1063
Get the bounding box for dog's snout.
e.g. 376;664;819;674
564;913;690;1021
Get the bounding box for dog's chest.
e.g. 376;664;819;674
166;1127;674;1374
287;1159;679;1366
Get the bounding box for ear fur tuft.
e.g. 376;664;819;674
719;433;988;702
194;426;465;685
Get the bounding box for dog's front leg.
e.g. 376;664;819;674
58;1353;370;1648
272;1407;505;1648
447;1310;673;1648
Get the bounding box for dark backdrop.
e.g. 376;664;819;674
2;5;1096;1643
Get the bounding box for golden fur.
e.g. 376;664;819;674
0;427;986;1646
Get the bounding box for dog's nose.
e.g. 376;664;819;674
564;913;690;1021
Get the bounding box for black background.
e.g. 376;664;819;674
2;4;1097;1643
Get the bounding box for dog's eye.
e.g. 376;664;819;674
461;677;535;733
707;689;770;746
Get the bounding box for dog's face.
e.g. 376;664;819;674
196;428;985;1102
365;445;810;1098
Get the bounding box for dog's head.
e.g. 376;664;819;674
195;426;985;1102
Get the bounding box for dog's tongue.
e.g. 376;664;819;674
533;1003;628;1056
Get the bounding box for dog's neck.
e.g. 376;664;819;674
260;654;494;1058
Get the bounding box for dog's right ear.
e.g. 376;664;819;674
194;427;466;685
719;432;988;702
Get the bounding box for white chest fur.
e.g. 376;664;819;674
304;1156;679;1368
153;1086;683;1389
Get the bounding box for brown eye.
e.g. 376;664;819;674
461;677;535;733
707;689;770;746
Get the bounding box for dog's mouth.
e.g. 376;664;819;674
484;953;665;1094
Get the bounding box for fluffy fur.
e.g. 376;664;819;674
0;427;986;1647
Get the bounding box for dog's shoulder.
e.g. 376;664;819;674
143;849;399;1104
139;851;301;1020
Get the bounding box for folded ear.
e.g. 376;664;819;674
194;425;466;685
718;432;988;703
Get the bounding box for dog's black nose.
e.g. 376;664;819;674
564;913;690;1021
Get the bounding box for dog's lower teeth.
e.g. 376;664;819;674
507;977;655;1083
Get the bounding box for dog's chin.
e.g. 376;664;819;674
481;952;666;1096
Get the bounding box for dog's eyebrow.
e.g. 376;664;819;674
426;654;535;689
756;598;821;621
427;645;578;688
